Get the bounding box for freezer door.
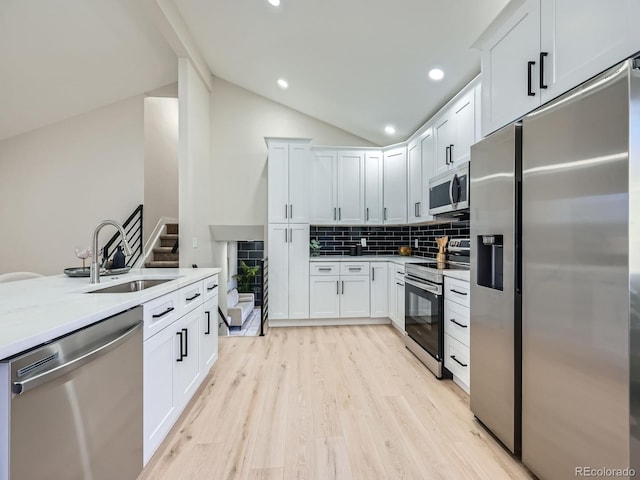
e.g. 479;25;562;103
522;62;631;479
470;123;520;454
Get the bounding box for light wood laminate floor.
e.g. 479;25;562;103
139;325;533;480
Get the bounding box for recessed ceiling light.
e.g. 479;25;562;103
277;78;289;90
385;125;396;135
268;0;280;6
429;68;445;81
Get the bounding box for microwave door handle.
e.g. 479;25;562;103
449;177;455;206
452;174;460;205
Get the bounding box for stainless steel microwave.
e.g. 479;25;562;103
428;162;469;216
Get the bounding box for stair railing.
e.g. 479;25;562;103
102;204;143;268
260;257;268;336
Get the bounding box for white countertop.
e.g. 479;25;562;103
310;255;427;265
443;270;471;282
0;268;221;360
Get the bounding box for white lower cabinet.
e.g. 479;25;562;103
388;264;397;324
200;297;219;373
370;263;389;317
340;276;370;318
444;276;471;393
394;278;405;331
309;275;340;318
268;224;310;320
309;263;370;319
388;265;405;331
143;275;218;465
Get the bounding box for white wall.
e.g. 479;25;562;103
209;76;378;227
0;96;144;275
179;58;213;267
144;97;179;243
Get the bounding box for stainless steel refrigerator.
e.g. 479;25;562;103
470;58;640;479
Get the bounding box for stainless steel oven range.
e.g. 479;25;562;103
404;239;470;378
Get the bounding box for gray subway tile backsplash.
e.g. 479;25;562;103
309;221;470;258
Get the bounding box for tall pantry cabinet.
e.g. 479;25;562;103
267;139;310;321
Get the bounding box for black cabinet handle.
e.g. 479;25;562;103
539;52;548;89
182;328;188;357
339;207;342;221
186;293;201;302
334;208;337;221
450;319;468;328
176;331;184;362
285;204;288;219
152;307;174;319
417;202;421;217
372;268;375;281
384;207;388;221
207;284;218;292
341;281;344;295
449;144;454;164
205;311;211;335
366;207;369;221
450;289;467;296
527;61;536;96
336;281;339;295
445;145;450;165
450;355;468;367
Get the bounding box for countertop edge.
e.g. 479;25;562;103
0;268;221;360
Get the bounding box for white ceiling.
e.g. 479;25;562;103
0;0;509;146
174;0;509;145
0;0;177;142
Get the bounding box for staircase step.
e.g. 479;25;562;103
160;234;178;247
153;247;178;262
145;260;179;268
166;223;179;235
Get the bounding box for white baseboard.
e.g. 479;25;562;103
269;317;392;327
453;376;470;394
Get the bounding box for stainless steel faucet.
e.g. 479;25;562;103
90;220;133;284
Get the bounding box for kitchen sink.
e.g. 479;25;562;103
86;278;175;294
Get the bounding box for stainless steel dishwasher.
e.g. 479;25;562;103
5;306;143;480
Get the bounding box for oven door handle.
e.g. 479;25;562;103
404;277;442;295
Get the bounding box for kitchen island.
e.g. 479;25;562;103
0;268;220;360
0;267;221;480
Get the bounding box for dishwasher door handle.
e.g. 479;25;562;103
12;321;143;395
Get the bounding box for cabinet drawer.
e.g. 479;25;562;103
202;275;219;303
444;299;470;347
340;262;369;276
143;291;180;341
179;281;205;315
445;334;470;386
445;277;470;307
394;264;406;275
310;262;339;275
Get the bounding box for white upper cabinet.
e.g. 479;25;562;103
434;87;477;174
540;0;640;103
310;149;366;225
337;151;365;224
407;139;423;223
267;140;310;223
451;89;476;165
420;128;435;222
383;146;407;224
433;113;454;177
480;0;540;137
365;150;384;224
309;150;337;224
479;0;640;136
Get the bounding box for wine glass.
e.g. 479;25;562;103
74;247;92;270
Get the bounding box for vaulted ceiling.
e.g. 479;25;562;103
0;0;508;145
